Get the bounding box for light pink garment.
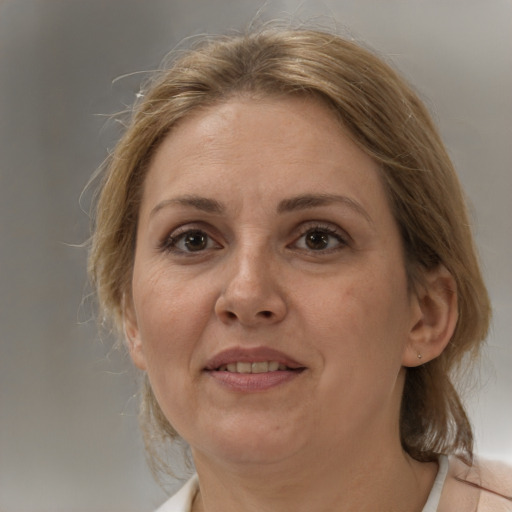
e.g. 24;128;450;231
436;456;512;511
155;456;512;512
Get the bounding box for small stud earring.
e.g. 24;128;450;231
417;353;422;360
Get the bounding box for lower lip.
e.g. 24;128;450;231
206;370;303;392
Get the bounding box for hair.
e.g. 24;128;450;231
88;26;491;476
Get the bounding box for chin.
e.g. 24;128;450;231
189;417;308;467
197;442;301;468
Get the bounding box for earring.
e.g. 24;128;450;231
417;353;422;360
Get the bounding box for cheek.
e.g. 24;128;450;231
132;266;214;373
131;271;217;432
301;265;411;372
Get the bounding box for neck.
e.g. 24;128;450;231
191;437;437;512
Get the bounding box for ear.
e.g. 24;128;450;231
402;265;458;367
123;296;147;371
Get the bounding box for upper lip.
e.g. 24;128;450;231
204;347;305;371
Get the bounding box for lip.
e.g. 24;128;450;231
208;370;303;392
203;346;306;392
203;346;304;371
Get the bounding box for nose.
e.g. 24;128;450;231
214;245;287;326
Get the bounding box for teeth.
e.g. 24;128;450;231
251;362;268;373
237;362;252;374
217;361;286;373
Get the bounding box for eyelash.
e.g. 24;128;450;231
292;223;349;253
160;226;221;255
160;223;349;256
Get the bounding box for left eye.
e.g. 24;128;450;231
164;229;219;253
294;227;347;251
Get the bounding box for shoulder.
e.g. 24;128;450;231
155;476;199;512
438;456;512;512
468;457;512;511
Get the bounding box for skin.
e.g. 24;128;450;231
124;96;458;512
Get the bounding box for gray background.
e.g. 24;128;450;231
1;1;510;510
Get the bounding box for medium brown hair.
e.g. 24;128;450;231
89;27;490;473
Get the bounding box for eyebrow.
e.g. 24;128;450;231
277;193;374;226
150;195;225;217
150;192;373;226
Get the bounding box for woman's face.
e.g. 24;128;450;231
125;96;423;466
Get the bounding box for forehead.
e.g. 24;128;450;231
167;95;357;161
140;96;390;220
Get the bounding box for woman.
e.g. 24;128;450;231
89;27;512;511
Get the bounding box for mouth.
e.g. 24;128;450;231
204;347;306;391
216;361;300;373
204;347;305;373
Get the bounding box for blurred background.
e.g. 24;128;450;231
0;1;510;510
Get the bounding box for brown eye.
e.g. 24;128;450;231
183;230;208;251
305;231;330;250
293;226;348;253
163;228;220;254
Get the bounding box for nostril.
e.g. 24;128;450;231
226;311;237;320
260;310;273;318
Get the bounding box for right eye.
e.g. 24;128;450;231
163;228;220;254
